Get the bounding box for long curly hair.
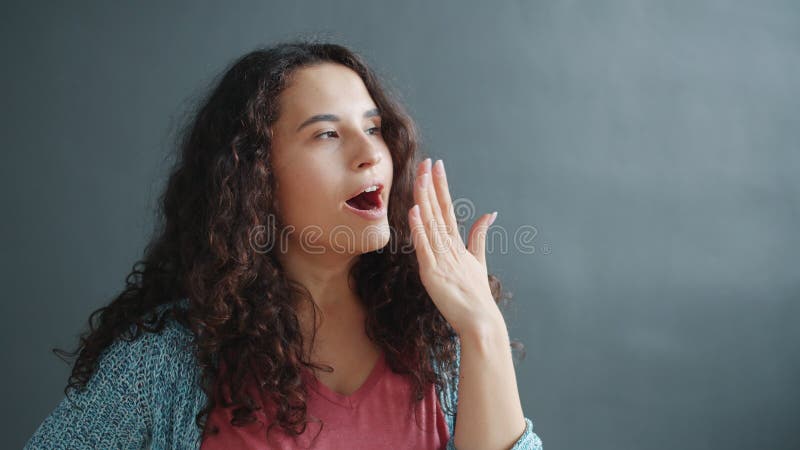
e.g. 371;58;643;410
53;39;523;443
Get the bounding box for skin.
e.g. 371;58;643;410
410;159;527;450
271;63;393;261
270;62;392;388
271;62;527;448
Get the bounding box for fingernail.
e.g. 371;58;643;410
419;172;429;188
425;158;432;171
488;211;498;226
434;159;444;175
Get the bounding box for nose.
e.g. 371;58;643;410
352;136;383;170
356;151;381;169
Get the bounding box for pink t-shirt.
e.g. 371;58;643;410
200;351;450;449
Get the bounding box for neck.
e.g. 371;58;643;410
275;239;365;351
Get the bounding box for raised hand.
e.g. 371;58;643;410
407;158;502;337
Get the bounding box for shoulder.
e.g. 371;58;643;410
113;302;195;355
24;304;202;449
134;303;199;380
95;303;200;394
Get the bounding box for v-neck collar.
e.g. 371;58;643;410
302;351;387;409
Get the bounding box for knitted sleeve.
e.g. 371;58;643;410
24;328;162;450
439;336;544;450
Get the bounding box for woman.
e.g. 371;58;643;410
25;40;543;450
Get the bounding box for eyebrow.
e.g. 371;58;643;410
295;108;381;133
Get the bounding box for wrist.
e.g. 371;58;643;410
457;312;510;355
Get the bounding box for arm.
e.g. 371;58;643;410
24;333;154;450
409;158;542;449
444;328;543;450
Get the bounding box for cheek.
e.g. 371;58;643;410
277;163;337;226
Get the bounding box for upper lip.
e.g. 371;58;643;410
345;179;385;205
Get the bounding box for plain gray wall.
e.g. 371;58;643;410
3;1;799;449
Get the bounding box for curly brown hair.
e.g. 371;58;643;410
53;39;523;444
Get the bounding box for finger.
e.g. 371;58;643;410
416;158;427;181
409;204;436;271
423;159;452;254
414;160;438;255
431;159;461;243
467;211;497;268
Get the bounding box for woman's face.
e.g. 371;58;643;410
270;62;393;256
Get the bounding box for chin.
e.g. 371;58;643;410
354;222;392;254
324;220;391;255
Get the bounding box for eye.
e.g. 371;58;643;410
315;130;338;139
366;126;381;136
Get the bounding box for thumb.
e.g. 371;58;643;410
467;211;497;268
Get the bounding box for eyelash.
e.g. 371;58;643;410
316;126;381;140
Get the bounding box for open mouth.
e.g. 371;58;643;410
345;187;382;211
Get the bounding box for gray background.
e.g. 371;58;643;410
3;1;799;449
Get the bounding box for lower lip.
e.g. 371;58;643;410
344;202;387;220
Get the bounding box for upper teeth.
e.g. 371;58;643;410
363;185;379;193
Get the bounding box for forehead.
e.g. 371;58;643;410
277;62;375;123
